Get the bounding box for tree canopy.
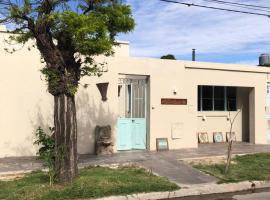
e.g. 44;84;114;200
260;64;270;67
0;0;135;96
160;54;176;60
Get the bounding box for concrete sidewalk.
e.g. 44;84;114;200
1;143;270;185
0;153;217;185
136;154;217;185
94;181;270;200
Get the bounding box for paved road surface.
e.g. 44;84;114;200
170;188;270;200
234;191;270;200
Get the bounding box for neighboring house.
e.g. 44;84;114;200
0;26;269;158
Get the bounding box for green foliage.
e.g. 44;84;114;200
0;166;179;200
260;64;270;67
55;11;113;56
160;54;176;60
67;84;79;96
194;153;270;183
41;68;61;87
34;127;55;185
41;66;82;96
80;58;107;77
4;0;135;61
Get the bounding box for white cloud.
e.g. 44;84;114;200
119;0;270;62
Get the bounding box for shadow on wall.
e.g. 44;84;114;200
28;103;53;156
31;105;53;131
76;90;117;155
17;89;116;157
6;103;54;157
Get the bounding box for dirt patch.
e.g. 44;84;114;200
0;173;26;181
0;163;141;181
182;155;237;166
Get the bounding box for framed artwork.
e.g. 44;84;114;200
198;132;209;143
213;132;224;143
156;138;169;151
226;132;237;142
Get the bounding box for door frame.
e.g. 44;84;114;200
117;74;150;151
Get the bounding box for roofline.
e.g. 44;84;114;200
0;30;267;74
185;65;270;74
183;60;270;73
111;56;270;74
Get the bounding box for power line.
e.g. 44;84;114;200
201;0;270;10
160;0;270;18
202;0;270;13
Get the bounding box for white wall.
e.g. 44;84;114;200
0;30;269;157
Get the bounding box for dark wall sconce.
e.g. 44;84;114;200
96;82;109;101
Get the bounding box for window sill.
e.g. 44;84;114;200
197;110;240;118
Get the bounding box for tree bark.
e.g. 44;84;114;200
224;107;242;174
225;139;233;174
54;94;78;183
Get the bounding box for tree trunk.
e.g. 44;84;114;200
54;94;78;183
225;139;233;174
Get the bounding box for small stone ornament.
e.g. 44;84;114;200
95;125;113;155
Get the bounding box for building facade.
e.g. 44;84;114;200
0;28;269;157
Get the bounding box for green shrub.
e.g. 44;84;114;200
34;127;55;185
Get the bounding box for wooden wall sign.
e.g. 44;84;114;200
161;98;187;105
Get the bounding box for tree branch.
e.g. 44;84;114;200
83;0;94;14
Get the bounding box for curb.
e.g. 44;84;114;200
178;152;261;162
93;181;270;200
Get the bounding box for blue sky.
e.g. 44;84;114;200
117;0;270;65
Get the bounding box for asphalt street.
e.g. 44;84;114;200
169;188;270;200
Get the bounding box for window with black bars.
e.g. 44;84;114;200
198;86;237;111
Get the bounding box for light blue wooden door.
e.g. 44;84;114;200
132;119;146;149
117;119;132;150
117;77;147;151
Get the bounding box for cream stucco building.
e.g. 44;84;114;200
0;27;270;158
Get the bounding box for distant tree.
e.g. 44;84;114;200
160;54;176;60
225;106;242;174
260;64;270;67
0;0;135;183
